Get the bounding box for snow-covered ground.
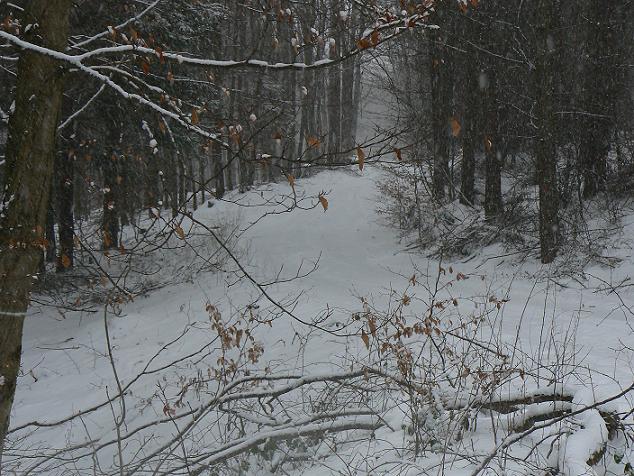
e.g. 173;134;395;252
6;163;633;475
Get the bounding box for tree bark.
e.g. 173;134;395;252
165;146;178;218
0;0;72;461
298;13;318;175
459;14;478;207
102;152;120;250
326;1;342;164
178;156;186;206
341;5;356;154
536;0;559;264
212;142;225;199
579;0;616;198
483;68;502;218
102;119;121;249
56;149;74;270
429;9;452;202
45;193;56;264
199;148;207;202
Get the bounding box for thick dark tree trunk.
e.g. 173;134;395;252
190;157;197;211
118;155;131;227
460;122;476;206
483;68;502;219
326;3;342;164
178;156;186;206
536;0;560;264
199;151;207;203
212;142;225;199
45;197;56;264
326;66;341;164
164;146;178;218
0;0;72;460
429;8;453;202
579;1;616;198
351;57;362;145
102;152;120;250
459;15;478;207
341;54;355;151
145;154;160;218
298;26;318;175
349;4;362;147
56;150;74;270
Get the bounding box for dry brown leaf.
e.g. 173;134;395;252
60;254;71;269
450;117;462;137
103;231;112;248
361;329;370;349
318;193;328;212
129;26;138;42
156;46;165;64
307;136;320;148
356;146;365;171
356;37;371;50
484;136;493;152
370;30;380;47
368;318;377;337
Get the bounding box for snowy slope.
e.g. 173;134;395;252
7;165;634;475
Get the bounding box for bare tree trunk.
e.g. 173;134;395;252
327;1;342;164
297;9;318;175
178;156;186;206
224;143;234;191
213;142;225;199
199;150;207;203
429;19;452;202
429;5;453;200
349;2;362;147
102;119;121;249
459;13;478;207
45;190;56;264
579;0;616;198
145;152;160;218
350;56;362;146
118;155;132;227
0;0;72;460
102;152;120;250
165;146;178;218
483;68;502;219
536;0;559;263
56;149;74;270
190;156;197;211
341;4;355;153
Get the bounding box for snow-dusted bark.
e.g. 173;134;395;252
0;0;73;457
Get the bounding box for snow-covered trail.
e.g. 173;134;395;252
7;163;634;475
16;165;634;425
13;167;403;426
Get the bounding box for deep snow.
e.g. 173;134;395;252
7;164;634;475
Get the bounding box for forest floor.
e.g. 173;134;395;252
8;164;634;475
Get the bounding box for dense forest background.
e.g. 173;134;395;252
1;1;634;475
2;0;632;273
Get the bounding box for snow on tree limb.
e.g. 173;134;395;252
69;0;162;50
